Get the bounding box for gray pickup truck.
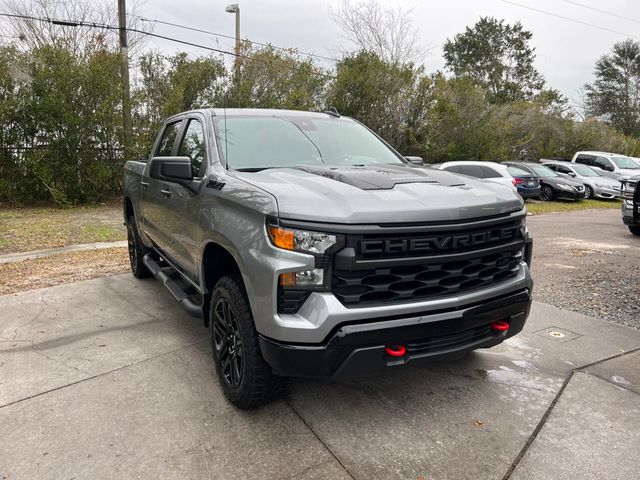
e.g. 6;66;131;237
123;108;533;408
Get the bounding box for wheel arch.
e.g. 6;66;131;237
201;241;244;327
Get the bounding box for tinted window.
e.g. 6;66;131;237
156;121;182;157
179;119;206;177
594;156;613;170
545;164;559;172
442;165;461;173
457;165;485;178
556;165;571;174
481;166;502;178
575;155;594;166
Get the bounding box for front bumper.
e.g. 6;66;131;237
260;289;532;378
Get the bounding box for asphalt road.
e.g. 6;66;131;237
528;208;640;329
1;208;639;480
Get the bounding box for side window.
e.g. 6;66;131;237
178;119;206;177
481;166;501;178
458;165;485;178
557;166;570;174
155;121;182;157
545;164;558;171
594;156;613;171
443;165;460;173
575;155;594;166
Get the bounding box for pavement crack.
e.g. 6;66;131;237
283;397;357;480
501;345;640;479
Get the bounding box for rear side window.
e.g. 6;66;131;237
443;165;461;173
178;119;206;177
594;156;613;170
481;166;501;178
457;165;485;178
156;121;182;157
575;155;594;166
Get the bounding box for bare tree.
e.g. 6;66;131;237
0;0;149;55
330;0;424;65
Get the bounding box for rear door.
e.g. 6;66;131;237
140;119;184;250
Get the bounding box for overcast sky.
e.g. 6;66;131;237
135;0;640;107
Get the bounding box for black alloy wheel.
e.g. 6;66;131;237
539;185;554;201
212;297;244;388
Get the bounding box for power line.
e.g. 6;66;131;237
561;0;640;26
0;12;337;79
135;16;340;63
497;0;639;40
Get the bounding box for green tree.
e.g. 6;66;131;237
328;50;421;150
229;43;327;110
584;39;640;136
443;17;545;103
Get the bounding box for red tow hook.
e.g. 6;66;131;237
491;320;510;332
384;345;406;357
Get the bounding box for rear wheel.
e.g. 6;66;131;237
539;185;554;201
126;216;152;278
583;185;594;199
210;275;287;409
629;225;640;236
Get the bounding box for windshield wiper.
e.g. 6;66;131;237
234;167;275;172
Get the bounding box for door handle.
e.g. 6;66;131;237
160;188;172;198
140;181;150;188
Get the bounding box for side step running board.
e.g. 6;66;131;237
143;254;202;319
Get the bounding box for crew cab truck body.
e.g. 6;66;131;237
621;175;640;235
123;108;534;408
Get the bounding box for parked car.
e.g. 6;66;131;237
123;108;534;408
505;165;542;199
504;162;585;201
571;151;640;180
621;175;640;236
541;160;621;199
436;161;517;191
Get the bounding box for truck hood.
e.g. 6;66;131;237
233;164;524;224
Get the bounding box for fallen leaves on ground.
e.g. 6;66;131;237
0;247;129;295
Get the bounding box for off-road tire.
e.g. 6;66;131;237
629;225;640;236
583;185;593;199
209;275;287;409
539;185;554;202
127;215;152;278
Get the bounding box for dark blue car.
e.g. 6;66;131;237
507;165;541;199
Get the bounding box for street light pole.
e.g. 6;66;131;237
118;0;132;160
225;4;240;77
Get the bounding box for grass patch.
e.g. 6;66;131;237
0;204;126;255
525;198;621;215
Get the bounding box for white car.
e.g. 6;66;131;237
571;151;640;179
436;161;517;190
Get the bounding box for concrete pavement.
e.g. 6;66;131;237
1;274;639;480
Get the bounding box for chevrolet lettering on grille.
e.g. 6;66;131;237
359;226;521;255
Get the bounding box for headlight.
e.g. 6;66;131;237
557;183;572;191
268;225;337;254
268;224;341;290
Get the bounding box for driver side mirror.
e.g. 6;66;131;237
404;156;424;166
602;164;614;172
567;172;576;177
149;156;193;183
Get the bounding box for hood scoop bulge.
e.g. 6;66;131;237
293;165;465;190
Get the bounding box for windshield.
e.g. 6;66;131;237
572;165;600;177
213;115;403;170
529;165;559;178
611;156;640;169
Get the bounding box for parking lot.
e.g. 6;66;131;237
1;208;639;480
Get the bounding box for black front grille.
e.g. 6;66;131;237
331;217;525;307
406;324;494;355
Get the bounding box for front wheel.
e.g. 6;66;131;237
583;185;594;199
539;185;554;202
209;275;287;409
629;225;640;236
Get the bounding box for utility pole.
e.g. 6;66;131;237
225;4;241;78
118;0;132;160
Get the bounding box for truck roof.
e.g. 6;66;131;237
166;108;348;121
